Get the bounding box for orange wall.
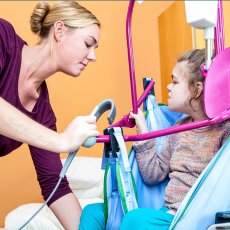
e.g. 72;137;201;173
0;1;174;226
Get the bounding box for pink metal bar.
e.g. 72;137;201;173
126;1;138;114
137;80;155;107
96;110;230;143
108;80;155;128
96;0;230;144
214;0;225;55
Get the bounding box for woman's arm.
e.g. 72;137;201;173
49;193;82;230
0;97;99;153
29;134;82;229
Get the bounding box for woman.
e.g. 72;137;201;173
0;1;101;229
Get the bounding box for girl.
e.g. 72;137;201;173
79;49;230;230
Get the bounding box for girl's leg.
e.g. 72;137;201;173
79;203;105;230
120;208;174;230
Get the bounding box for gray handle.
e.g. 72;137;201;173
82;99;116;148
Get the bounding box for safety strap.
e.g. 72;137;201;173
113;128;138;212
103;127;138;229
113;127;131;172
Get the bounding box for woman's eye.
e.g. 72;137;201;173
85;43;91;48
172;81;177;84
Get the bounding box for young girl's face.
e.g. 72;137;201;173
167;61;191;114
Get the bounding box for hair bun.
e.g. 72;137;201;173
30;1;50;35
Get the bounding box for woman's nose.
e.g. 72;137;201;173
87;49;96;62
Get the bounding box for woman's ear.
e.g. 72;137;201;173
195;82;204;99
53;21;65;43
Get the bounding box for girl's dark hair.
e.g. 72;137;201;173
177;49;215;112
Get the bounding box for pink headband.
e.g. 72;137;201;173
201;64;207;77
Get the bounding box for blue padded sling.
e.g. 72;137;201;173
102;127;138;230
102;95;230;230
130;95;230;229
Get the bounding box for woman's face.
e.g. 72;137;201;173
167;61;191;114
55;23;100;77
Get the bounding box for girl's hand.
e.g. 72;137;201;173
129;108;148;134
60;116;100;153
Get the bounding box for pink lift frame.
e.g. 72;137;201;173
96;0;230;143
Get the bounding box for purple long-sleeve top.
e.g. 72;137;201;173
0;18;72;206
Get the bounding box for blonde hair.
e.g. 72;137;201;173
30;1;101;40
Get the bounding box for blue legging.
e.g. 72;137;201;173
79;203;174;230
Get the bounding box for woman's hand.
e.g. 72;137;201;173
59;115;99;153
129;108;148;134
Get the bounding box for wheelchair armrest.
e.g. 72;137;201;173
206;223;230;229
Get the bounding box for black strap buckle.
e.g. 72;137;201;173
103;128;124;158
143;78;155;96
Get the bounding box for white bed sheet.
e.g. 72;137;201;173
5;157;104;230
